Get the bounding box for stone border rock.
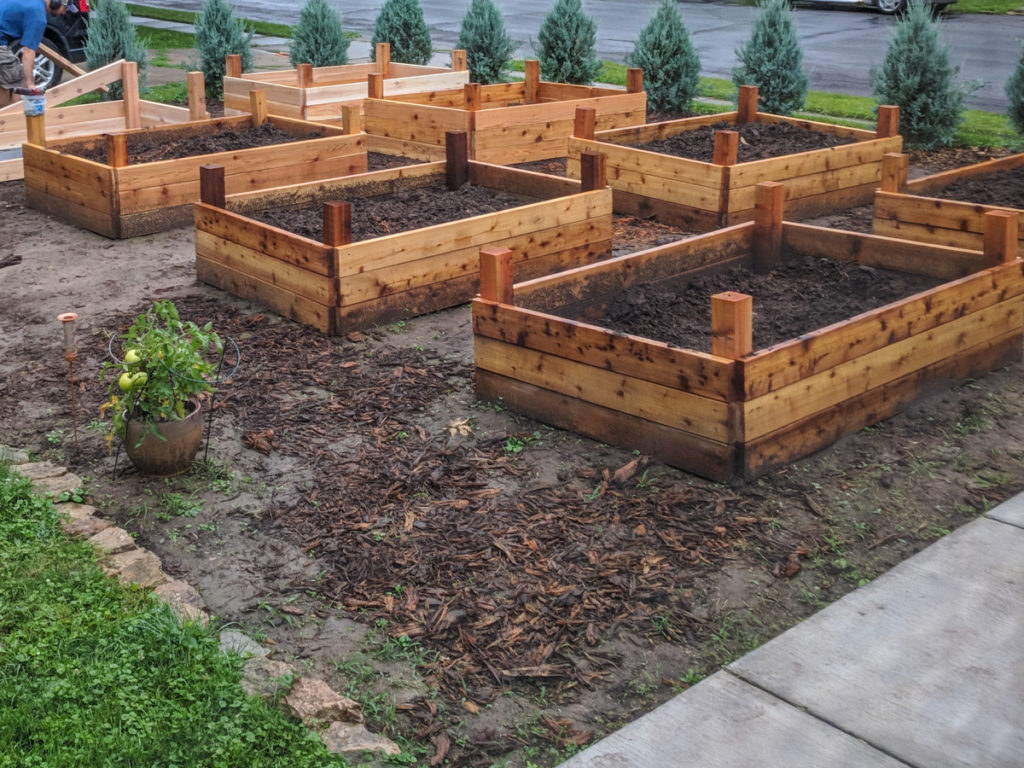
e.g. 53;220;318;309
2;446;400;760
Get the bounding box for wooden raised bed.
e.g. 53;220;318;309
363;60;646;164
473;182;1023;481
194;137;614;334
22;92;365;238
874;151;1024;251
222;44;470;121
0;60;207;182
566;86;903;230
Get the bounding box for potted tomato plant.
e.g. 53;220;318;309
101;300;223;476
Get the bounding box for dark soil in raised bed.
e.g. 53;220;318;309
249;178;539;242
71;123;326;164
932;166;1024;209
630;121;858;163
588;254;943;352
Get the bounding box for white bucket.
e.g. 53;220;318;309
22;93;45;117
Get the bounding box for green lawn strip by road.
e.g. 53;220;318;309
0;466;347;768
950;0;1024;13
126;2;293;38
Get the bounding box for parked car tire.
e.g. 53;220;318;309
12;37;64;90
874;0;907;13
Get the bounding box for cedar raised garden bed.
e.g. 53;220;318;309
472;182;1023;481
566;86;903;230
874;152;1024;251
222;44;470;122
0;60;207;182
193;137;613;334
363;60;646;164
22;95;365;239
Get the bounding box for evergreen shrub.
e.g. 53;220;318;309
627;0;700;113
370;0;433;65
290;0;350;68
536;0;601;85
193;0;254;99
871;1;968;149
731;0;807;116
456;0;515;84
1005;41;1024;135
84;0;148;100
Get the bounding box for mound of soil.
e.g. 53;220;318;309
933;166;1024;209
630;121;857;162
596;255;942;351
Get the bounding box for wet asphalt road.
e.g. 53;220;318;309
140;0;1020;111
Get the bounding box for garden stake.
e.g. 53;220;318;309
57;312;80;450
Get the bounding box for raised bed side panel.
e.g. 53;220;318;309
303;72;471;120
384;82;526;108
473;92;646;164
873;191;1024;252
363;99;471;159
740;259;1024;478
194;202;336;334
137;100;201;125
223;78;303;118
332;188;613;330
904;152;1024;197
22;142;119;237
753;112;878;141
468;162;581;199
593;113;739;145
473;302;737;480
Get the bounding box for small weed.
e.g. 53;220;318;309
157;491;202;521
54;487;86;504
45;428;65;445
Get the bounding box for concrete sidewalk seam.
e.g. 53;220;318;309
722;668;921;768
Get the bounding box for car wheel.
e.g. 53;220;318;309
875;0;907;13
13;38;64;90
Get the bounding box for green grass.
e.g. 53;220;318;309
0;466;347;768
126;3;293;38
138;26;196;51
950;0;1024;12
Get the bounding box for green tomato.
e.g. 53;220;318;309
118;372;135;393
131;372;148;387
124;349;142;365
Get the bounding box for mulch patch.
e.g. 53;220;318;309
629;121;857;163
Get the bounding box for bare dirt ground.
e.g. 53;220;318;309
2;147;1023;767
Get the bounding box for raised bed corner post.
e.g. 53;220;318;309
451;49;467;72
249;90;268;127
464;82;481;112
713;129;739;166
627;68;643;94
323;201;352;247
580;150;606;192
479;247;515;305
737;85;758;124
367;73;384;100
122;60;141;130
25;110;45;147
187;71;207;121
752;181;784;274
199;164;226;209
341;104;362;135
525;59;540;104
225;54;242;79
105;133;127;168
573;106;596;140
983;210;1019;267
375;43;391;77
446;131;469;190
711;292;753;360
297;63;313;89
876;105;900;139
880;152;909;193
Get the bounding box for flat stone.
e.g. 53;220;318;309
62;515;113;539
284;677;362;725
104;548;167;588
0;444;30;465
88;526;136;555
15;460;66;480
219;629;270;659
240;656;295;699
729;517;1024;768
56;502;98;521
31;472;83;499
153;580;208;624
560;671;906;768
320;721;401;758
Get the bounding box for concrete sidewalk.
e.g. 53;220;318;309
559;492;1024;768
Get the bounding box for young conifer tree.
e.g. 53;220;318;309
84;0;148;100
193;0;254;99
456;0;515;84
627;0;700;114
871;1;965;149
370;0;433;65
1005;41;1024;135
731;0;807;116
536;0;601;85
290;0;350;68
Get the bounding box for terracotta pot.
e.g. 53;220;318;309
123;400;204;477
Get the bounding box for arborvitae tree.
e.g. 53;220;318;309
871;1;966;149
370;0;433;65
84;0;147;100
731;0;807;116
627;0;700;114
193;0;254;99
1005;41;1024;135
456;0;515;84
537;0;601;85
290;0;350;68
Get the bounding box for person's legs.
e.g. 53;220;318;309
0;44;23;105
